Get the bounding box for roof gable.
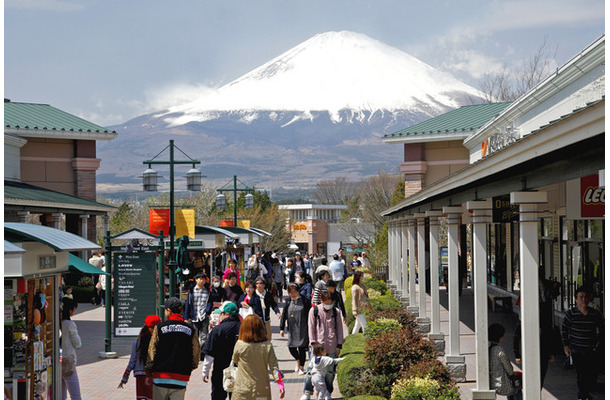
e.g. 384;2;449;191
384;102;512;139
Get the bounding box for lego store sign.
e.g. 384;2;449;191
566;174;604;219
581;174;604;217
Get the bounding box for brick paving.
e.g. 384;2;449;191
72;301;344;400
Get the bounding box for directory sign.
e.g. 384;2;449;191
113;252;157;336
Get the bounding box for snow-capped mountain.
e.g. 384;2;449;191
98;31;485;193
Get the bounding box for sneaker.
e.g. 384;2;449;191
299;395;311;400
298;369;306;375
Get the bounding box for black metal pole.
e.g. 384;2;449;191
233;175;237;226
104;232;112;352
169;140;176;298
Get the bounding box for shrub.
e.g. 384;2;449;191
337;334;367;397
369;292;402;312
344;275;354;298
344;297;355;330
349;396;387;400
391;376;460;400
365;317;401;338
365;326;436;377
370;308;417;331
363;275;387;295
400;359;453;386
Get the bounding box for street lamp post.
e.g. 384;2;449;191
142;140;201;299
216;175;254;226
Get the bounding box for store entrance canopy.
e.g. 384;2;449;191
5;222;101;252
68;253;109;275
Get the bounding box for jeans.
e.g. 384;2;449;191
303;351;336;396
193;317;209;349
62;369;82;400
152;384;186;400
352;313;367;334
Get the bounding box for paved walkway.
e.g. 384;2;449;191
72;301;344;400
72;287;603;399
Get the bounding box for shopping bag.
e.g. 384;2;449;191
222;360;238;392
62;355;75;378
239;307;254;320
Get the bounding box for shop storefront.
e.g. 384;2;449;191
4;223;100;400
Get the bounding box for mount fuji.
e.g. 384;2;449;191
98;31;485;194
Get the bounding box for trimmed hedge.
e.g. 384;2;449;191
349;396;386;400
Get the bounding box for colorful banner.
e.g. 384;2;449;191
149;208;195;238
176;209;195;238
220;220;234;227
237;220;250;229
149;209;170;236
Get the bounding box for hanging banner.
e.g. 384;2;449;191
149;209;195;238
149;209;170;237
220;220;234;227
237;220;250;229
176;209;195;238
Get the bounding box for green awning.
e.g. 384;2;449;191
68;253;109;275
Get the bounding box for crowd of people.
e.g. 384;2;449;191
110;248;369;400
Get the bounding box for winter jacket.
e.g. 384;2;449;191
146;314;199;388
183;283;210;321
201;314;241;379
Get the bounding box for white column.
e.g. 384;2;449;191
443;206;466;381
511;191;547;400
407;217;418;314
387;222;394;285
80;214;90;261
415;213;428;320
426;210;444;337
389;222;397;285
393;222;401;290
467;200;495;399
401;221;409;301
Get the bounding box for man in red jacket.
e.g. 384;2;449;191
146;298;200;400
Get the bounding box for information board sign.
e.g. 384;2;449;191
492;195;519;223
113;252;157;336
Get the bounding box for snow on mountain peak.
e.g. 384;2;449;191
165;31;483;126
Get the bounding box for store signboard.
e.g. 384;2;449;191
149;209;195;238
492;195;519;223
114;252;157;336
566;174;605;220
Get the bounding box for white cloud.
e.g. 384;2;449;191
142;83;218;113
441;49;505;79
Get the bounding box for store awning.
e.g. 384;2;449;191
195;225;239;239
4;240;25;254
5;223;101;252
250;227;272;236
111;228;162;240
68;253;109;275
221;226;265;237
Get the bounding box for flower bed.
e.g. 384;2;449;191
338;268;459;399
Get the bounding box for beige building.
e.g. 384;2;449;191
279;204;347;254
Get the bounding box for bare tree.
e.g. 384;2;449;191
477;36;557;102
313;177;362;204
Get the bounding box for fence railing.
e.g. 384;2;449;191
370;264;389;282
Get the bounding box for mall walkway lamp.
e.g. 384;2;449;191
142;139;201;298
216;175;254;226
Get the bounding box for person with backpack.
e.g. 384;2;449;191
299;290;344;400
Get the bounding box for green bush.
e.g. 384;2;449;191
369;292;402;312
390;376;460;400
400;359;453;386
370;308;417;331
349;396;387;400
363;275;387;295
345;297;355;329
365;317;401;338
337;334;367;397
344;275;354;298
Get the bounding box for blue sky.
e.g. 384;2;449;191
4;0;605;126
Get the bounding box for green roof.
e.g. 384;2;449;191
4;100;115;133
4;180;114;213
384;102;512;138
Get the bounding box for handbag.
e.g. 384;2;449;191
222;360;238;392
95;281;102;291
62;355;75;378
